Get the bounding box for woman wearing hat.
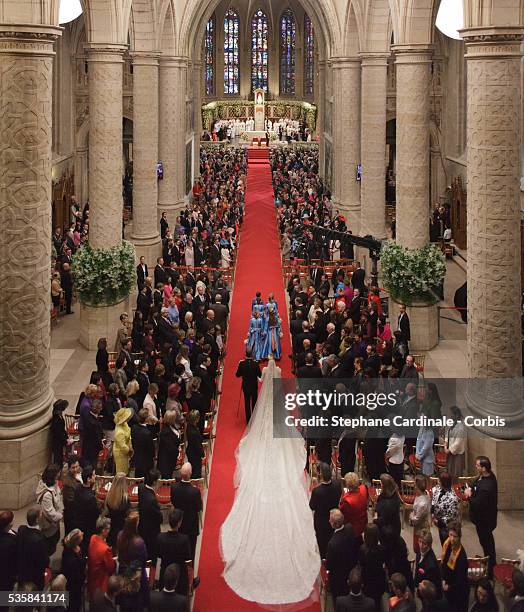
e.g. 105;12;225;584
50;399;69;465
113;407;133;475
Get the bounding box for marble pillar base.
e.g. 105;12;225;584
0;426;51;509
130;233;162;264
389;298;438;352
468;436;524;510
80;297;133;351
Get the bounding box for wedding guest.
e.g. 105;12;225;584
87;518;116;599
441;522;469;612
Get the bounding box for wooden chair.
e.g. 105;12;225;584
108;352;118;370
319;559;330;608
64;414;79;437
434;444;447;473
427;476;439;494
201;441;210;487
156;479;177;508
308;445;318;480
467;556;489;586
494;558;520;595
453;476;475;513
331;445;340;479
126;476;144;507
400;479;415;525
176;442;186;471
368;479;382;511
412;353;426;377
94;475;114;505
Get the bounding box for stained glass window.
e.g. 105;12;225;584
251;9;268;92
280;9;296;94
304;14;315;95
204;15;215;96
224;10;240;94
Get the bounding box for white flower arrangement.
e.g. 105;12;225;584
380;241;446;305
72;240;136;307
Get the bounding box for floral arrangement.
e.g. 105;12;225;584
72;240;136;307
380;241;446;305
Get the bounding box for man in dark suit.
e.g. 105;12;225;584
331;266;345;292
335;567;375;612
397;304;411;353
160;212;169;240
158;308;178;346
132;409;155;478
235;348;261;423
310;266;323;291
72;466;100;553
136;256;148;291
326;509;357;599
348;290;362;326
170;463;203;559
17;506;49;590
324;323;340;354
60;262;74;314
400;354;419;380
414;530;442;598
138;469;162;562
81;400;103;468
294;321;317;354
149;564;187;612
309;463;343;558
136;360;151;408
157;509;193;594
154;257;167;287
195;354;215;406
297;353;323;378
137;285;151;320
417;580;448;612
209;237;221;268
90;575;122;612
209;294;228;331
465;455;498;577
351;262;366;294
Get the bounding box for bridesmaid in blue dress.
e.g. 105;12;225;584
265;292;279;315
247;310;265;360
262;305;283;360
252;293;265;318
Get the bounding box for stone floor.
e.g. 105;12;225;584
20;259;517;610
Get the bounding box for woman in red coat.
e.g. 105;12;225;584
87;517;116;599
339;472;369;545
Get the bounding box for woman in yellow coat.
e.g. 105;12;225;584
113;407;133;474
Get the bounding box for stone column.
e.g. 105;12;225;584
391;47;437;351
394;47;432;249
80;45;132;351
158;56;188;226
193;60;203;180
87;45;125;249
360;54;388;239
461;30;524;494
317;59;326;176
332;57;361;232
130;53;161;263
0;25;61;509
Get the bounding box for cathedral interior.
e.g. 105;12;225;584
0;0;524;606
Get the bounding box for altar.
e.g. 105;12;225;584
241;130;277;144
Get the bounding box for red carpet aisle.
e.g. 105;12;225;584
194;148;320;611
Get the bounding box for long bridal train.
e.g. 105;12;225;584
220;358;320;605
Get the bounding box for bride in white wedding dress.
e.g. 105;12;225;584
220;357;320;605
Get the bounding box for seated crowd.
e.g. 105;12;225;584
0;145;248;612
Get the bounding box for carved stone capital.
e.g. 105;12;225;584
160;55;189;69
0;24;61;55
331;56;360;70
393;45;433;65
86;44;126;65
360;53;390;68
130;51;160;67
462;28;523;58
